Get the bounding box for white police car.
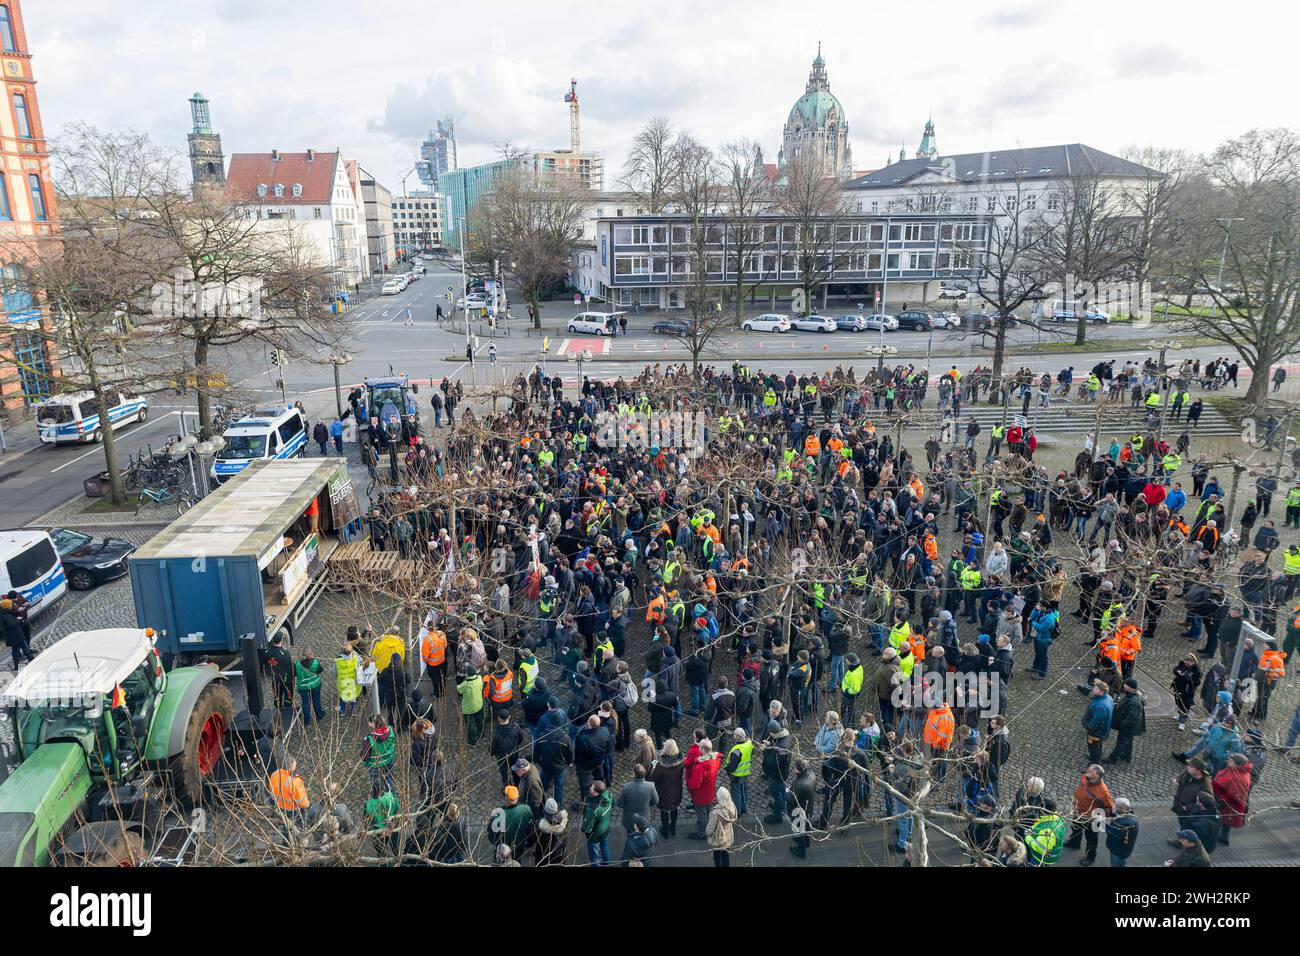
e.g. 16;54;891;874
210;405;308;483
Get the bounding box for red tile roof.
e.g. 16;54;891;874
224;151;339;204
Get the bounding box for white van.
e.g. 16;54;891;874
567;311;624;336
210;405;308;483
35;389;148;445
0;529;67;618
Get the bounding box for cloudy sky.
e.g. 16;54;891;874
26;0;1296;192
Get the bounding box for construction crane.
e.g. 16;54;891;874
564;78;580;156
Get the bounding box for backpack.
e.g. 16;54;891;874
620;677;639;708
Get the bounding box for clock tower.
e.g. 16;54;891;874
187;92;225;196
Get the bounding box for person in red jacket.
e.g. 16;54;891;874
685;737;721;841
1212;752;1253;847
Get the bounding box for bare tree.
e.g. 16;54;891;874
145;185;341;436
1119;146;1190;312
621;117;679;213
970;178;1050;389
776;152;852;315
466;168;587;330
717;139;774;322
0;125;172;504
661;134;730;373
1166;128;1300;405
1037;171;1134;345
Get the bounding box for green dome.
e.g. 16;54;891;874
788;89;844;130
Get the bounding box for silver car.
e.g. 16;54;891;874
790;314;837;333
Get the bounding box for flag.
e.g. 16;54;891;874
111;684;126;709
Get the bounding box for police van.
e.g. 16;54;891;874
34;389;149;445
0;529;67;618
210;405;308;483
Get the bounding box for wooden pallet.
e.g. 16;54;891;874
328;539;372;573
363;551;399;577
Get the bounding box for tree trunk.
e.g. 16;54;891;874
1074;311;1086;347
79;340;127;506
193;337;212;438
530;294;541;330
989;320;1009;393
1244;363;1270;406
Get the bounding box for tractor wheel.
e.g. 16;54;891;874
170;682;234;807
61;825;146;867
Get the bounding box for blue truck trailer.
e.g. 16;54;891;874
129;458;363;662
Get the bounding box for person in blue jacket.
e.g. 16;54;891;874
1029;602;1059;679
1082;681;1114;764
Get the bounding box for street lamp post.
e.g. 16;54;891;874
458;215;472;380
329;353;352;420
1209;217;1244;320
866;343;898;377
567;348;593;399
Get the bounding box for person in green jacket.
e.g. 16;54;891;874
457;668;486;746
1025;799;1068;866
582;780;614;866
490;785;535;859
295;654;324;728
365;787;401;857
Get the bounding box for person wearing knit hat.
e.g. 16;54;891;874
492;783;533;858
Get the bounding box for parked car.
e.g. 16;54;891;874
741;313;792;333
653;319;693;336
458;293;488;311
405;271;420;283
862;313;899;331
962;311;1019;330
895;310;934;332
790;314;837;333
835;314;869;332
49;527;136;591
937;285;969;300
931;311;961;329
381;280;401;296
567;311;623;335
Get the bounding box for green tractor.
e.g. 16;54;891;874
0;627;233;866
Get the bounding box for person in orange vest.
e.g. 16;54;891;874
420;616;449;698
269;756;311;823
484;658;515;713
1253;638;1287;721
1115;622;1142;679
804;433;821;457
923;702;955;782
646;586;666;626
908;630;926;668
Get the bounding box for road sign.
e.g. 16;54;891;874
574;293;581;306
1013;415;1028;428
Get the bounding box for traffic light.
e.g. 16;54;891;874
270;349;282;367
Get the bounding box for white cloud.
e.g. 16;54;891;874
22;0;1299;194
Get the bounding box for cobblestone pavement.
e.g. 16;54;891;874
10;420;1300;867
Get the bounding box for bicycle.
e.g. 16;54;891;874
136;485;195;517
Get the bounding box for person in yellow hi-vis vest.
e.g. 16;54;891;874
335;640;363;717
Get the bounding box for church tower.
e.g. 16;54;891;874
188;92;225;195
778;44;853;179
915;115;938;159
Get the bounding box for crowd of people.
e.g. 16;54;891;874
254;353;1297;867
